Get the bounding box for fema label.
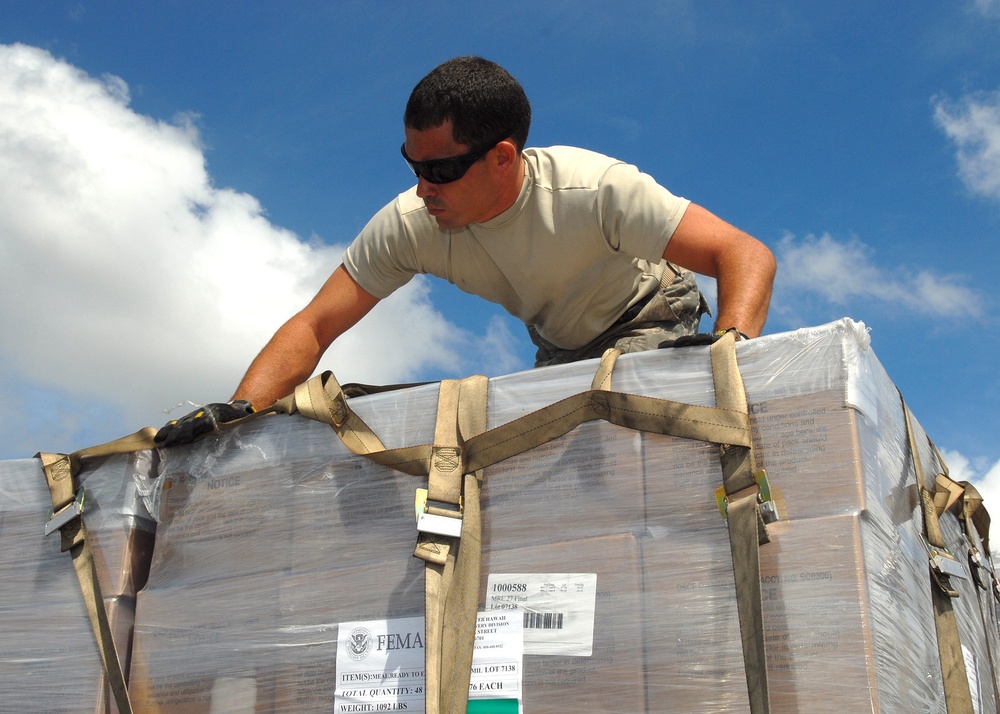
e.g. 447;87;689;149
336;617;426;714
346;627;373;660
335;614;524;714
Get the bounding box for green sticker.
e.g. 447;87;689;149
467;698;519;714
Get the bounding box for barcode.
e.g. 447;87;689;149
524;611;564;630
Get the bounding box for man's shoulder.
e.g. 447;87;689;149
524;146;625;190
524;145;623;168
393;185;427;217
357;186;437;247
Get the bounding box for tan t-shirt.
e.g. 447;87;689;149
343;146;691;350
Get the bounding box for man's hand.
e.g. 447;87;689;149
154;401;255;448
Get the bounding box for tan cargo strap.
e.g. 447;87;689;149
930;436;996;591
958;481;992;558
956;481;998;594
267;364;752;478
36;429;155;714
340;380;434;398
957;481;1000;710
273;370;390;456
266;348;759;712
266;348;767;714
938;451;1000;712
901;397;975;714
709;330;772;714
929;441;997;594
412;376;488;714
590;347;623;391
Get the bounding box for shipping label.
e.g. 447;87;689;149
485;573;597;656
334;612;523;713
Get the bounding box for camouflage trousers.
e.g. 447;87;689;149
527;267;710;368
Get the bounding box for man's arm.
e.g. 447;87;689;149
662;203;776;337
231;264;380;410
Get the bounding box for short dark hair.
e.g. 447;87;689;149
404;57;531;152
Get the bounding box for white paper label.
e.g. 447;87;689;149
963;644;983;714
335;616;425;712
485;573;597;656
469;612;524;703
334;613;523;713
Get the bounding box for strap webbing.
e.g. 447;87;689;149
263;349;761;712
266;367;751;478
33;428;156;713
38;449;140;714
930;444;1000;710
709;330;771;714
901;397;975;713
590;347;623;391
416;376;488;714
957;482;1000;709
959;482;993;558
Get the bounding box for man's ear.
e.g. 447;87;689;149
493;139;519;173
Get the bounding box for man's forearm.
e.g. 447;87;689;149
712;238;776;338
662;203;777;338
231;315;327;410
229;265;381;410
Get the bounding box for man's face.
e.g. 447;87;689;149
403;121;509;230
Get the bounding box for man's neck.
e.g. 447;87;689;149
488;155;526;220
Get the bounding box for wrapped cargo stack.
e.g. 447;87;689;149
2;318;997;712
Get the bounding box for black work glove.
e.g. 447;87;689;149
662;328;750;349
154;400;255;448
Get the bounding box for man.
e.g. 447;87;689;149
155;57;775;447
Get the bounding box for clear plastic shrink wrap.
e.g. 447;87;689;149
4;319;998;712
0;453;155;713
125;319;1000;712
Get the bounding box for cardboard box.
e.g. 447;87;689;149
641;514;945;711
129;572;283;713
268;533;644;713
272;556;427;711
149;465;294;588
147;417;645;586
482;534;645;714
132;533;643;714
94;595;138;714
481;421;643;551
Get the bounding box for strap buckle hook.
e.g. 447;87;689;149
415;488;463;539
715;469;779;524
45;487;85;537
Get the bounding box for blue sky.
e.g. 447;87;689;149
2;2;999;512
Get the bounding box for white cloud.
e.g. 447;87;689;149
774;232;983;320
934;89;1000;200
0;43;523;456
971;0;1000;19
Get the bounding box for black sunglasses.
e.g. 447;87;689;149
400;126;516;184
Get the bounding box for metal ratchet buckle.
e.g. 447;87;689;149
968;546;994;590
715;469;779;524
414;488;463;539
45;487;85;537
928;545;967;581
